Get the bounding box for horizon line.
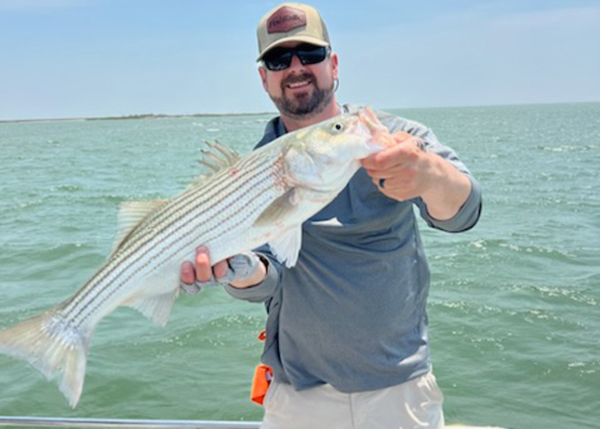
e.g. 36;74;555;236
1;100;598;124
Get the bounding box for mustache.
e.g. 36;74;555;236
281;72;315;87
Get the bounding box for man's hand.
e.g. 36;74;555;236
361;131;432;201
180;246;267;294
361;131;472;221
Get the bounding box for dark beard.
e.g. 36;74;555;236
270;72;335;120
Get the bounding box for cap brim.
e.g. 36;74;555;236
257;36;330;61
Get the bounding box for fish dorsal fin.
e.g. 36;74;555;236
191;140;241;186
112;199;167;253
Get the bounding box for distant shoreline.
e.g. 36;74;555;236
0;112;276;125
1;101;598;124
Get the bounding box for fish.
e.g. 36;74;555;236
0;106;394;407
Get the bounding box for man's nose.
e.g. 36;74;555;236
288;54;304;70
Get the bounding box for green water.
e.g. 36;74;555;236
0;103;598;428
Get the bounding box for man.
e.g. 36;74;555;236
180;3;482;428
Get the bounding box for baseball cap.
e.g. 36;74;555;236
256;2;331;61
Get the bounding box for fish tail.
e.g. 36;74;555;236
0;309;90;408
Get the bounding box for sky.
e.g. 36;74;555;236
1;0;599;120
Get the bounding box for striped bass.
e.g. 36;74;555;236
0;107;394;407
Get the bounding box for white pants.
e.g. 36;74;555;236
261;371;445;429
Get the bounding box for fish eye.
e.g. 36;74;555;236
332;122;344;132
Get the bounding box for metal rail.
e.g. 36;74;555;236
0;416;261;428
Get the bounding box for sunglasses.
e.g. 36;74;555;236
262;43;330;71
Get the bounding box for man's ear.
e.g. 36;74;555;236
331;52;339;81
258;66;268;91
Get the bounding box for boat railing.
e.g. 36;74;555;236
0;416;261;428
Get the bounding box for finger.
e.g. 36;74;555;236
361;144;409;170
377;173;421;196
195;246;212;282
392;131;413;143
376;180;416;200
361;139;420;170
180;261;196;285
374;176;398;191
364;168;400;180
213;259;229;279
370;163;418;182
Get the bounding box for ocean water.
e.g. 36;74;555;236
0;103;598;428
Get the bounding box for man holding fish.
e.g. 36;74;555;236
0;2;481;421
180;2;482;428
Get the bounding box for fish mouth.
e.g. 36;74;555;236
358;106;393;149
359;106;384;133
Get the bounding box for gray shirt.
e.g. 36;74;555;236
225;104;482;393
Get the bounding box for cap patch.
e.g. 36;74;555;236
267;6;307;34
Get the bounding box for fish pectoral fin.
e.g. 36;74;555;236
253;189;299;228
123;268;180;326
268;226;303;268
112;199;167;254
254;189;304;267
124;288;180;327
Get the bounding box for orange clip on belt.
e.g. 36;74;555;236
251;363;273;405
251;330;272;406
